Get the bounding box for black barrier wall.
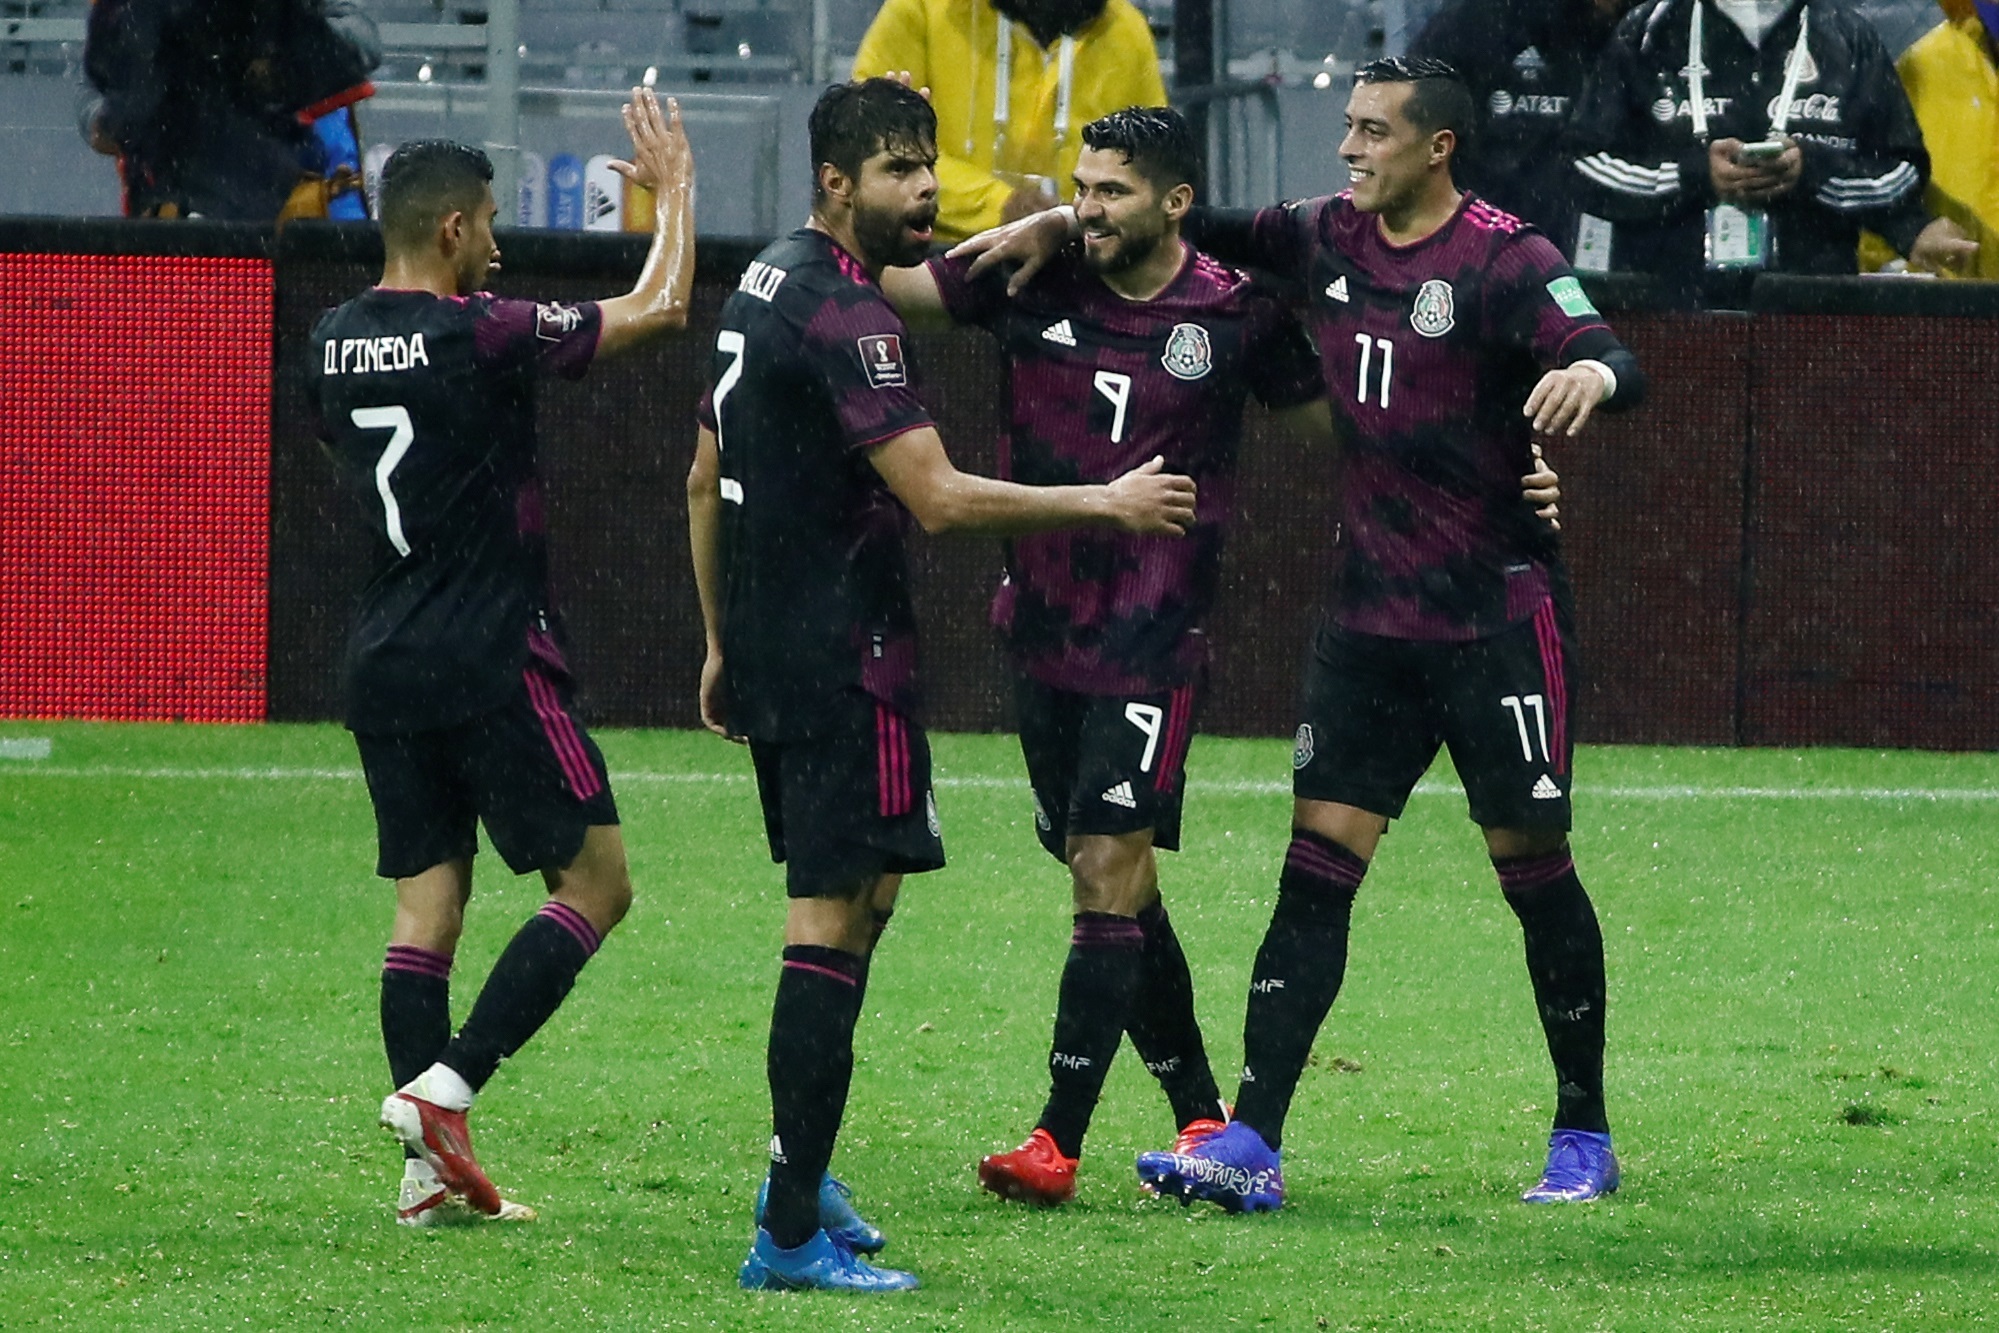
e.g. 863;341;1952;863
7;219;1997;749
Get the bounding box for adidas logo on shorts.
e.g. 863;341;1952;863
1531;774;1562;800
1101;780;1137;809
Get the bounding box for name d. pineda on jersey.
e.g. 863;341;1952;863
323;333;431;376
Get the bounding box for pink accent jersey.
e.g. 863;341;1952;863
928;244;1322;693
1230;192;1627;640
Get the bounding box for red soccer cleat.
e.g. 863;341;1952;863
977;1128;1078;1206
1170;1116;1228;1156
380;1091;503;1216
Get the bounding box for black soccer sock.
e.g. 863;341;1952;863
439;901;601;1093
764;945;866;1250
1126;903;1226;1129
381;944;454;1089
1034;913;1146;1159
382;945;453;1161
1495;848;1609;1135
1232;830;1366;1150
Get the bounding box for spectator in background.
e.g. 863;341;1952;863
853;0;1167;242
1411;0;1636;267
83;0;380;221
1859;0;1999;277
1566;0;1975;302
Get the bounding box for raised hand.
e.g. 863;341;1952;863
609;88;693;197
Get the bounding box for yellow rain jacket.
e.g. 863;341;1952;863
1859;1;1999;278
853;0;1168;241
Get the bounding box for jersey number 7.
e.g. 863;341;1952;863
351;405;415;557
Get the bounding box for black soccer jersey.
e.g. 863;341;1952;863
310;288;602;733
697;229;936;741
927;245;1323;693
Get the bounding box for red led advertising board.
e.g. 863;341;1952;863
0;253;272;722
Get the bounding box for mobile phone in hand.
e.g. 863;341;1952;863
1735;140;1786;164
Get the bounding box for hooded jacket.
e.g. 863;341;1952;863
1566;0;1932;292
1410;0;1626;255
1859;2;1999;278
852;0;1168;241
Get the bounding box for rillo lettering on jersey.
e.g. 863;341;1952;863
324;333;431;375
738;260;787;302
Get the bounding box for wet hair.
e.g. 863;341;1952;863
1079;106;1200;194
808;79;938;203
378;140;494;253
1353;55;1474;151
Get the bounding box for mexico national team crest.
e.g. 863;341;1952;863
1292;724;1315;771
1410;280;1455;338
1161;322;1213;381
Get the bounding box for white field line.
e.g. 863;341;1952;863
2;762;1997;803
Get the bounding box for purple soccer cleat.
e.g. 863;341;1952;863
1520;1129;1620;1203
1135;1120;1284;1213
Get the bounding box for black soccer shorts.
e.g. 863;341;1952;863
355;662;619;879
750;702;946;899
1291;601;1577;831
1014;673;1200;861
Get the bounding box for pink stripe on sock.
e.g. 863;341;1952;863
1495;850;1575;893
1071;915;1146;948
538;900;602;955
783;959;860;987
384;944;453;979
525;667;603;802
1285;837;1366;889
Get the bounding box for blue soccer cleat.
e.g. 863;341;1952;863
1135;1120;1284;1213
1520;1129;1620;1203
737;1227;919;1293
754;1171;886;1254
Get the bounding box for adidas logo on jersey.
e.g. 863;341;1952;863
1324;276;1350;303
1042;319;1078;346
1531;774;1562;800
1101;781;1137;809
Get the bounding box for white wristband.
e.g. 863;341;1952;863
1573;358;1617;403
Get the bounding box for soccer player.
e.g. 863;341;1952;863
959;57;1645;1210
875;106;1326;1205
686;78;1198;1292
309;89;694;1225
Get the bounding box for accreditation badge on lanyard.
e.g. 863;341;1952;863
1689;3;1814;271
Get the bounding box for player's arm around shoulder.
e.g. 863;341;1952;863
595;89;697;359
877;261;956;331
867;428;1196;538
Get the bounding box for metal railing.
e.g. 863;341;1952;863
367;81;782;238
1175;79;1283;209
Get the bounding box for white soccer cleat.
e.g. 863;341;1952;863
396;1160;538;1227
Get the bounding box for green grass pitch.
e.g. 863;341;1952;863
2;720;1997;1329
